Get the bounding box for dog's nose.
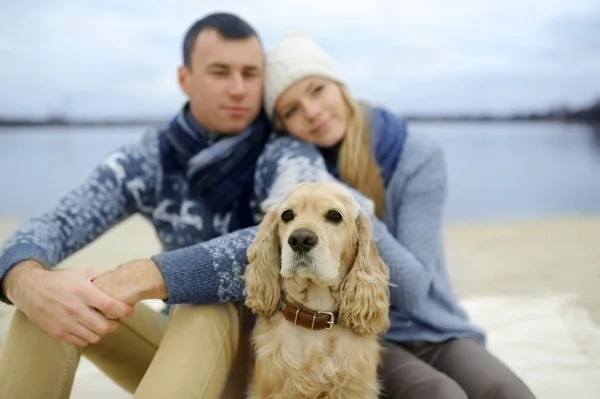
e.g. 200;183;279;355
288;229;318;252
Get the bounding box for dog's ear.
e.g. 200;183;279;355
244;206;281;316
339;209;390;335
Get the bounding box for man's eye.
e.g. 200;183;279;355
325;210;342;224
281;209;295;223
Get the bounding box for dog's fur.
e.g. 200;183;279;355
244;182;390;399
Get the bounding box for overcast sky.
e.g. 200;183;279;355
1;0;599;118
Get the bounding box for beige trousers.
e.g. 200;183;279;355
0;302;250;399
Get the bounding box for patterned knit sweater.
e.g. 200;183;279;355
0;128;485;344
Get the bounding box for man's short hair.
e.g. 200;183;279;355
183;12;259;67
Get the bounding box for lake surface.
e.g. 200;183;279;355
1;122;599;222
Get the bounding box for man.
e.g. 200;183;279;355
0;12;269;398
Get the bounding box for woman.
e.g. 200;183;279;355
254;33;536;399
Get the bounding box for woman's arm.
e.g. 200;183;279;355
372;135;448;312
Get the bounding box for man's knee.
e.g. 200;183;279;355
170;302;241;327
133;303;248;398
9;309;36;331
483;381;536;399
390;376;467;399
167;302;244;354
4;309;60;344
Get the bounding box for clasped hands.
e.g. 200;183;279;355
2;259;166;347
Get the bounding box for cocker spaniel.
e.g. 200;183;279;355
243;181;390;399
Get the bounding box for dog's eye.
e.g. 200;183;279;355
325;210;343;224
281;209;295;223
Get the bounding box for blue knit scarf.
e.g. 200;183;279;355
163;102;272;234
368;106;408;185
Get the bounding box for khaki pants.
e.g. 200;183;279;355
0;302;250;399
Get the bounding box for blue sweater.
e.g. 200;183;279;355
0;112;485;345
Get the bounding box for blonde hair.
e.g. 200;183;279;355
337;85;386;218
274;83;386;218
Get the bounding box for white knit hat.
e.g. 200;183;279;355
264;33;345;120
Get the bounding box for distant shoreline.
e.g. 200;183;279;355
0;119;165;128
2;98;599;128
0;117;597;128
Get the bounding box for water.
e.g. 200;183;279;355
416;122;600;221
1;122;599;222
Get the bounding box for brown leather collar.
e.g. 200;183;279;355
279;298;338;331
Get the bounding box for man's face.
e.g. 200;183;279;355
178;29;264;134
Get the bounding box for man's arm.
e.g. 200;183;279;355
91;137;369;306
92;136;378;306
0;131;160;346
0;132;160;298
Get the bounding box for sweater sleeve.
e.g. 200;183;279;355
0;132;160;304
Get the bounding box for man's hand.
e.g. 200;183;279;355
92;258;168;307
2;260;134;347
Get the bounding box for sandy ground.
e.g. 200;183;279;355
1;213;599;398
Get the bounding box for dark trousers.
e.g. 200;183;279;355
379;338;536;399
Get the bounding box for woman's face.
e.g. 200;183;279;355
274;76;349;148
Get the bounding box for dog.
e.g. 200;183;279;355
243;181;390;399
